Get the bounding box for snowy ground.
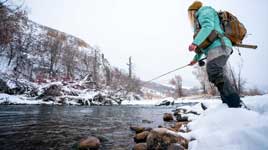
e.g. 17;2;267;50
177;95;268;150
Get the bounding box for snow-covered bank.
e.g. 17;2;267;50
178;94;268;150
121;97;173;105
0;76;142;106
0;93;77;105
0;93;44;105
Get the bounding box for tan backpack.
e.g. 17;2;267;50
218;11;247;45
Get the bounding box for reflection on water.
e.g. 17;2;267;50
0;104;185;150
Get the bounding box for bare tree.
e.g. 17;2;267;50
62;44;77;79
193;66;217;95
193;66;208;94
45;31;64;77
169;75;183;98
244;87;262;96
0;3;27;65
227;62;247;95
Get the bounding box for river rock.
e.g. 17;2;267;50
168;143;185;150
173;108;187;116
170;122;183;132
130;126;145;134
163;113;174;122
173;108;199;116
134;131;150;143
158;100;171;106
176;114;188;122
146;128;188;150
78;136;101;150
133;143;147;150
201;102;208;110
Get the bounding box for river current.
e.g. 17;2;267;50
0;104;184;150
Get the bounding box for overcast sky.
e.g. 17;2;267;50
22;0;268;90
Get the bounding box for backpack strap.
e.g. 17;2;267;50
216;31;226;49
193;15;227;50
194;15;201;31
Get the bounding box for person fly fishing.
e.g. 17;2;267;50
187;1;244;108
147;1;256;107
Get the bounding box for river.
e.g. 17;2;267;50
0;104;188;150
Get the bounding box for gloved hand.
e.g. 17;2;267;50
188;43;197;52
189;60;197;66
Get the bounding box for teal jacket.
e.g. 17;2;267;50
193;6;232;61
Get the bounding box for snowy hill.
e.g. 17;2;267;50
0;5;144;104
0;18;112;82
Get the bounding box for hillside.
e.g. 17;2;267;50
0;4;174;104
0;19;111;82
0;5;146;105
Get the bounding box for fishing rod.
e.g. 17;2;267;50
146;64;190;83
146;57;207;83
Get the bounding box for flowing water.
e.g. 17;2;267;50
0;104;193;150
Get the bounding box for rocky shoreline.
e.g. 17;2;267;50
74;106;199;150
129;107;197;150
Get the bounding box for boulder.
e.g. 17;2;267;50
134;131;150;143
133;143;147;150
146;128;188;150
158;100;171;106
78;136;101;150
163;113;174;122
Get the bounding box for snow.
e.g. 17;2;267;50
178;94;268;150
0;57;13;74
6;80;17;89
0;93;45;105
121;99;163;105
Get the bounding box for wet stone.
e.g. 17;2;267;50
170;122;183;132
146;128;188;150
163;113;174;122
133;143;147;150
168;143;185;150
134;131;150;143
130;126;145;134
78;136;101;150
176;114;188;122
